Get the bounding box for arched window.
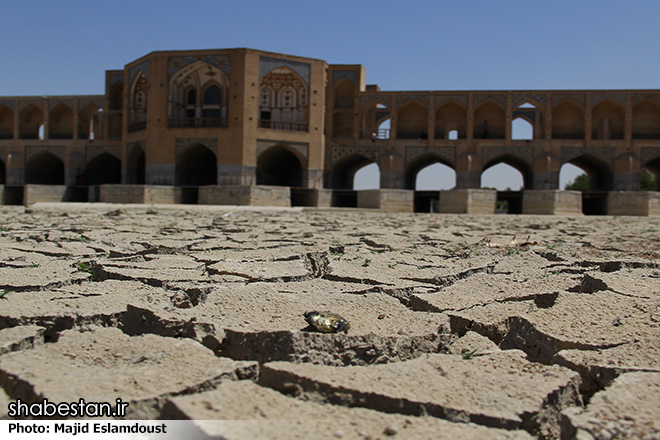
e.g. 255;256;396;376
204;85;222;105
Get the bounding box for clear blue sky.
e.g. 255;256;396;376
2;0;656;189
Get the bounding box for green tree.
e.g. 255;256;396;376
641;170;657;191
564;173;590;191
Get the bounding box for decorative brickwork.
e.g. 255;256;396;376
25;145;65;161
257;139;308;162
333;71;356;85
591;92;627;108
48;100;74;111
358;95;390;111
632;93;660;107
434;94;468;109
330;145;380;166
481;145;535;168
474;93;507;109
175;138;218;156
561;146;616;166
0;100;14;110
85;145;121;162
405;146;456;167
552;93;586;108
129;61;149;85
512;93;547;109
168;55;231;78
396;94;430;109
259;57;310;86
641;147;660;165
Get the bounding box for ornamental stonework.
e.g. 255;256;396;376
168;55;231;78
641;147;660;165
474;93;507;109
434;94;468;109
25;145;65;161
330;145;380;166
86;145;121;162
358;95;391;111
405;146;456;166
257;139;308;162
591;92;627;109
512;93;547;109
552;93;586;108
396;94;430;109
560;146;615;166
632;93;660;107
333;71;356;85
481;146;535;168
175;138;218;156
129;61;149;85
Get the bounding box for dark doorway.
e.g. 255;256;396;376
85;153;121;185
257;146;303;187
127;145;145;184
176;144;217;186
25;152;64;184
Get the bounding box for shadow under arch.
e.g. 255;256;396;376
643;156;660;191
126;144;145;184
257;145;303;187
25;151;64;185
85;153;121;185
176;143;217;186
0;158;5;184
404;154;455;190
328;153;376;190
562;154;614;215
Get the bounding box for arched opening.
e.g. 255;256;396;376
334;79;354;109
25;152;64;184
109;81;123;110
19;105;44;139
552;99;585;139
406;156;456;213
643;157;660;191
592;100;625;140
354;163;380;190
126;144;145;184
481;156;532;214
257;146;303;187
562;155;614;215
78;104;101;140
332;110;353;138
360;102;390;140
0;105;13;139
129;71;148;131
474;101;505;139
633;99;660;139
49;104;74;139
259;66;308;132
512;117;534;140
435;101;467;139
176;144;217;186
329;154;376;207
559;163;585;190
85;153;121;185
396;101;428;139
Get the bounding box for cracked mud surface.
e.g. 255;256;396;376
0;203;659;439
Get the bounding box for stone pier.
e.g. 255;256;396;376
523;190;582;215
437;189;496;214
608;191;660;216
199;185;291;207
357;189;414;212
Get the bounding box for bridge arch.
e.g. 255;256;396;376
85;153;121;185
435;100;467;140
396;101;428;139
328;153;377;189
257;144;304;187
176;143;217;186
481;154;533;190
25;151;64;184
643;155;660;191
562;153;614;191
405;154;455;190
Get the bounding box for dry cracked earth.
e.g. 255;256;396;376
0;203;659;439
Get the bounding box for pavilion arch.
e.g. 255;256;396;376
328;154;377;189
78;103;101;140
334;79;355;109
481;154;534;190
0;105;13;139
396;101;428;139
512;101;543;140
25;151;64;185
109;81;123;110
633;99;660;139
259;66;308;131
257;145;304;187
85;153;121;185
360;101;391;139
19;104;44;139
562;154;614;191
435;101;467;139
49;104;74;139
474;101;505;139
126;144;145;184
404;154;455;190
169;62;230;127
552;99;585;139
592;99;625;140
176;143;217;186
129;70;148;129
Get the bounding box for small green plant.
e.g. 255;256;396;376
0;290;11;300
388;263;397;269
76;262;93;275
0;227;9;232
462;349;478;360
362;258;371;267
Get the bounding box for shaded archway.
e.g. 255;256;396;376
49;104;74;139
85;153;121;185
360;102;390;139
126;144;145;184
79;104;101;140
396;101;428;139
334;79;354;109
0;158;5;184
19;104;44;139
328;154;375;189
257;146;303;187
592;99;624;140
512;117;533;140
562;154;614;215
176;144;217;186
435;101;467;139
0;105;13;139
474;101;505;139
481;155;533;190
643;157;660;191
405;154;455;190
25;152;64;184
552;99;585;139
633;99;660;139
354;163;380;190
